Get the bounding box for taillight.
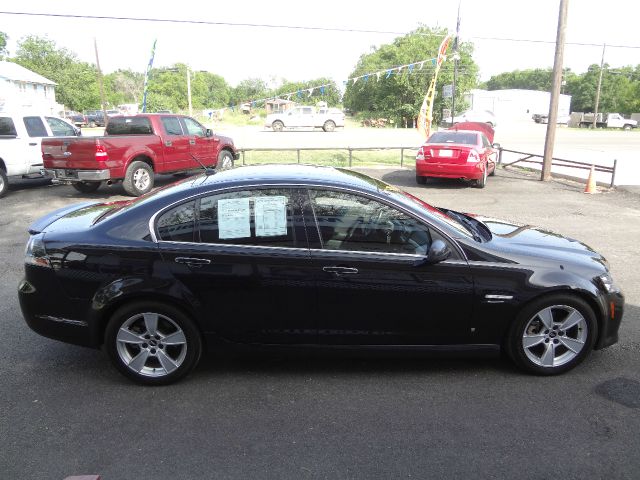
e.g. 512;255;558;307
416;147;425;160
467;150;480;163
25;234;51;268
95;144;109;160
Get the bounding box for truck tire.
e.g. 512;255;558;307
323;120;336;132
123;161;154;197
216;150;234;172
623;124;632;131
0;169;8;198
72;181;101;194
272;121;284;132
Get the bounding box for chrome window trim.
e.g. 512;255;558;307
147;182;468;262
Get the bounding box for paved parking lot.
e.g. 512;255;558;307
1;167;639;479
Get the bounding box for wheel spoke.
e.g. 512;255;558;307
128;350;150;372
162;330;187;346
540;342;555;367
560;310;584;331
537;307;555;329
116;328;145;344
143;313;158;336
523;333;546;349
559;336;585;354
156;350;179;374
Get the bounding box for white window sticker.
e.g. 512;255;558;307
254;196;288;237
218;198;251;239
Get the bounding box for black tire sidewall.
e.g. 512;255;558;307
105;301;202;385
216;151;234;172
323;121;335;132
273;121;283;131
507;294;598;375
123;161;154;196
0;169;8;198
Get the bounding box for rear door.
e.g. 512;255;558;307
158;116;191;172
180;117;216;168
21;116;51;174
480;134;497;172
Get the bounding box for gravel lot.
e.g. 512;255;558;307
1;165;639;479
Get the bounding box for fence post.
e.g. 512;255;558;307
611;159;617;188
498;147;503;165
241;150;245;166
297;149;300;164
348;148;352;167
400;148;404;167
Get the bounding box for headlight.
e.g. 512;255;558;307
597;273;619;293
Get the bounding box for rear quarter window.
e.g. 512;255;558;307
106;117;153;135
0;117;17;136
23;116;49;137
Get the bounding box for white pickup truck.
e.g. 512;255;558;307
0;112;80;197
577;112;637;130
265;106;345;132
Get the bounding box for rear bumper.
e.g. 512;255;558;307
416;160;484;180
45;168;111;182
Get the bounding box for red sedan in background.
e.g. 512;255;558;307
416;122;499;188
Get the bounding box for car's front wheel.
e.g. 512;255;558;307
272;121;284;132
105;301;202;385
507;294;597;375
323;120;336;132
216;150;234;172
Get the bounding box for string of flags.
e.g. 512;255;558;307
226;54;441;111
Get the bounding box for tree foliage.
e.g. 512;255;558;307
343;27;479;126
0;31;7;59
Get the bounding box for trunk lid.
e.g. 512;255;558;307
28;201;126;235
449;121;495;143
42;137;105;169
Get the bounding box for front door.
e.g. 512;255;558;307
158;116;191;172
155;187;317;345
181;117;216;168
304;188;473;345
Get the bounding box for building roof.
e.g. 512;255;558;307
0;61;56;85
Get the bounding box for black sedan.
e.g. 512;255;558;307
19;165;624;384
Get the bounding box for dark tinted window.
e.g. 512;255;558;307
198;189;298;248
161;117;183;135
157;201;196;242
105;117;153;135
0;117;17;136
309;189;432;255
23;116;48;137
46;117;76;136
427;131;478;145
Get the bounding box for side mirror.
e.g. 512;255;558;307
74;126;82;136
412;239;452;267
205;129;213;137
492;143;501;149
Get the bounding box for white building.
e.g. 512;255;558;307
464;89;571;120
0;61;60;114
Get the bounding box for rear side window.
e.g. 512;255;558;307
157;201;196;242
23;116;48;137
161;117;184;135
0;117;17;136
105;117;153;135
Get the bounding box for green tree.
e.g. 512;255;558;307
343;27;479;126
230;78;269;106
274;78;341;106
485;68;554;91
0;31;8;59
104;69;144;107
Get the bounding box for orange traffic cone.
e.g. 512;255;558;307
584;165;597;194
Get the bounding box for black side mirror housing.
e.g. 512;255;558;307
413;239;452;267
492;142;501;149
74;126;82;136
205;129;213;137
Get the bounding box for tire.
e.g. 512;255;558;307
216;150;234;172
416;174;427;185
105;301;202;385
272;121;284;132
323;120;336;132
72;181;101;194
623;124;631;131
474;165;487;188
0;169;8;198
489;162;496;176
123;161;154;197
506;294;597;375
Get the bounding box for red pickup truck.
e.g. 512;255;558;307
42;114;239;196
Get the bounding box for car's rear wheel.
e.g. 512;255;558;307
0;169;8;198
489;162;496;176
416;174;427;185
323;120;336;132
216;150;234;172
507;294;597;375
272;121;284;132
474;165;487;188
123;161;154;196
72;181;101;194
105;301;202;385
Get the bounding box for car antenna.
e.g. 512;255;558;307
190;153;216;176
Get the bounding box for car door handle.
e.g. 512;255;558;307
165;140;173;147
322;266;359;275
175;257;211;266
189;139;196;145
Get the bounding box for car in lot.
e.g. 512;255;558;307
19;164;624;384
0;112;80;197
452;109;497;127
84;110;107;127
416;122;499;188
63;111;88;127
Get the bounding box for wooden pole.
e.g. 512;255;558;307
593;43;606;128
186;66;193;117
542;0;569;181
94;38;107;123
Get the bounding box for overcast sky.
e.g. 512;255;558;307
1;0;639;87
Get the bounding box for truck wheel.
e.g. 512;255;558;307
272;121;284;132
123;161;154;197
216;150;234;172
323;120;336;132
72;181;101;194
623;124;632;131
0;169;8;198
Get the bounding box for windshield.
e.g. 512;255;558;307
427;131;478;145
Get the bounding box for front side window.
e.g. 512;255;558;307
46;117;76;136
23;116;48;137
0;117;17;136
308;190;432;255
182;117;205;137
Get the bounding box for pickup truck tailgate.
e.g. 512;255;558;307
42;137;104;169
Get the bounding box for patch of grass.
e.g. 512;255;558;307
238;148;418;168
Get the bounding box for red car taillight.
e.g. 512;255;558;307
95;144;109;161
466;150;480;163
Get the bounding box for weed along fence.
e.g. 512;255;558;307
498;148;618;188
237;147;420;168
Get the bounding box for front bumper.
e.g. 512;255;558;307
595;290;625;350
45;168;111;182
416;160;484;180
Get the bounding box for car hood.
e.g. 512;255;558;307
476;216;608;270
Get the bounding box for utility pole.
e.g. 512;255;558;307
186;66;193;117
94;38;107;121
542;0;569;181
593;43;606;128
450;1;461;125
